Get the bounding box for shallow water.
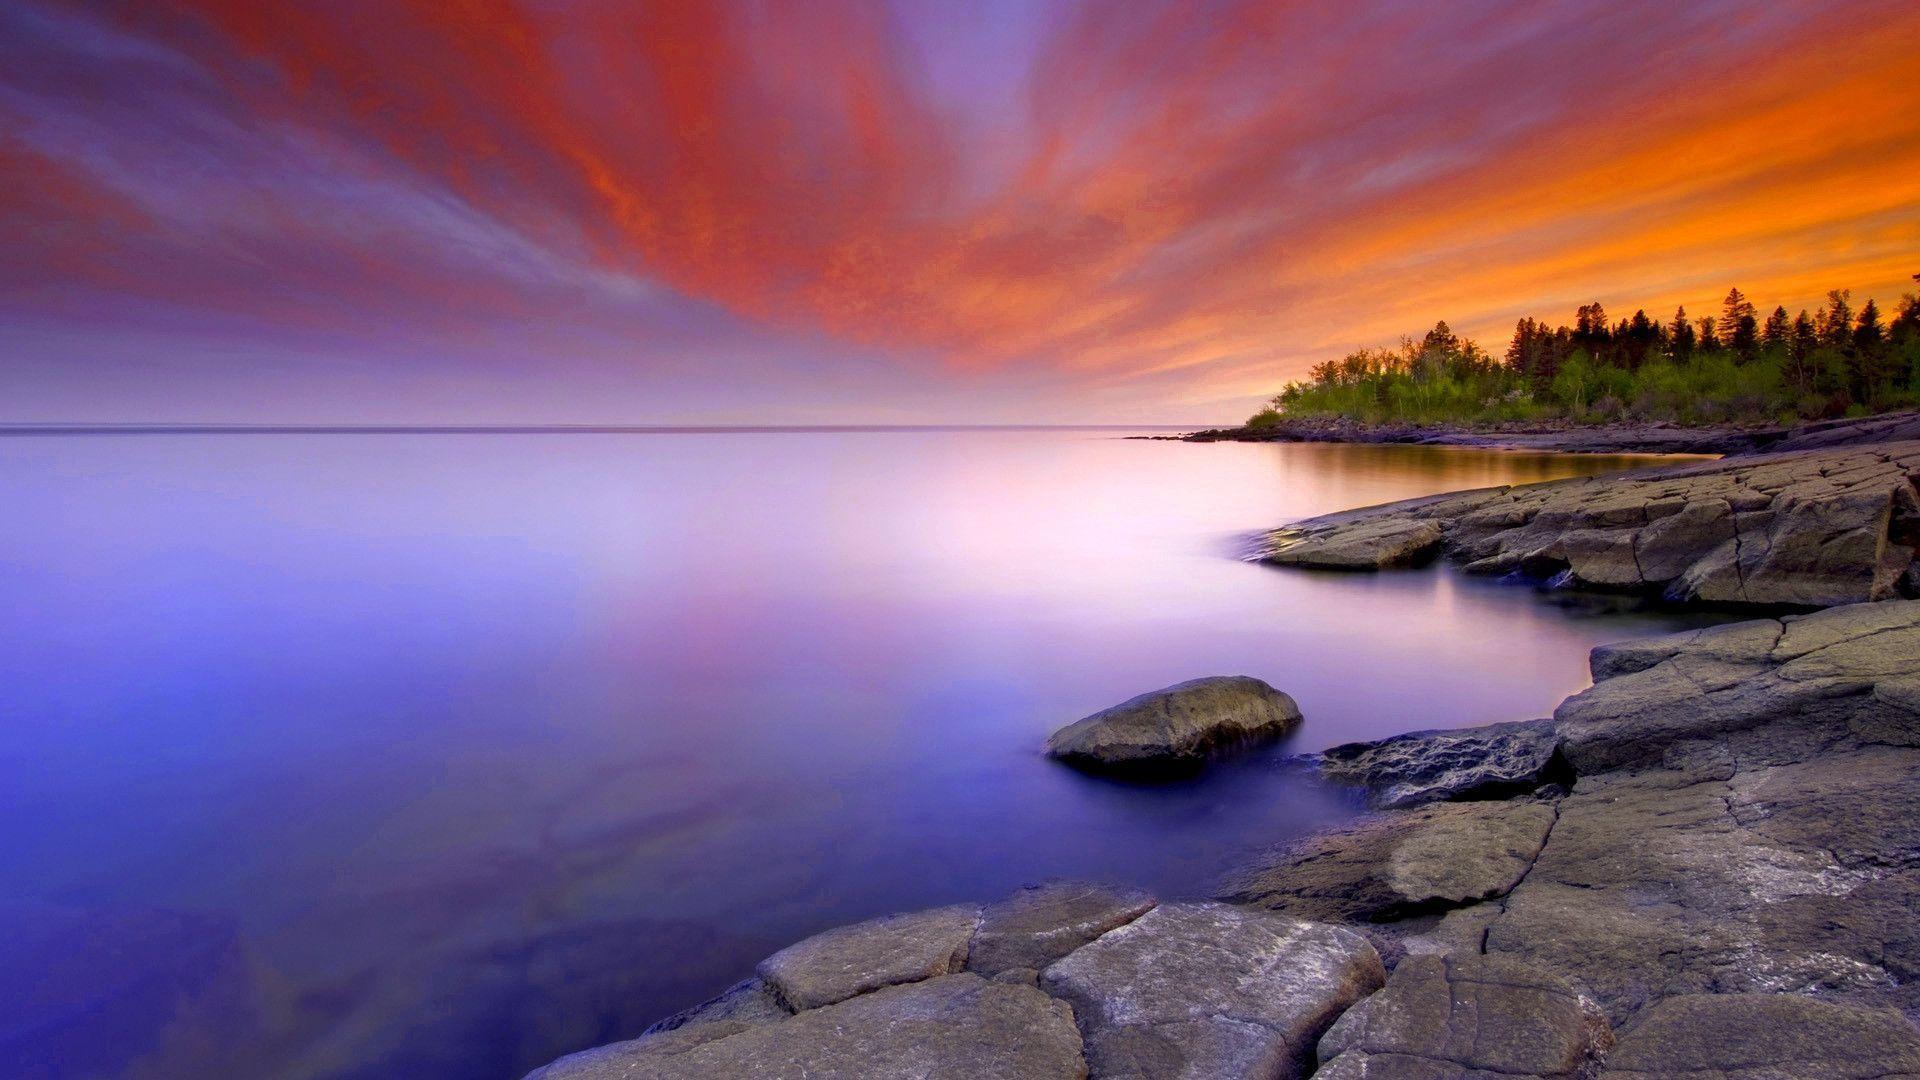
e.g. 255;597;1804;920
0;431;1718;1078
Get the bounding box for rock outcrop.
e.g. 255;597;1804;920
1181;408;1920;456
968;882;1157;978
532;601;1920;1079
1310;718;1566;808
528;974;1087;1080
1227;599;1920;1044
1599;993;1920;1079
1257;442;1920;607
1315;953;1613;1080
1042;903;1383;1079
525;885;1386;1080
757;903;978;1010
1045;676;1302;774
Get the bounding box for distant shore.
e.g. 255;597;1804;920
1162;408;1920;456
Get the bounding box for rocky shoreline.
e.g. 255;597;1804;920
527;439;1920;1079
1176;408;1920;457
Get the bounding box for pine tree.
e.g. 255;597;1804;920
1763;306;1790;350
1696;315;1720;352
1788;310;1818;394
1722;288;1759;359
1818;289;1853;348
1669;306;1695;359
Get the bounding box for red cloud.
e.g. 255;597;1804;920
15;0;1920;403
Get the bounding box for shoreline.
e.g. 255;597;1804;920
530;435;1920;1079
1165;407;1920;457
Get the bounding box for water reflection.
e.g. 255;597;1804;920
0;432;1716;1078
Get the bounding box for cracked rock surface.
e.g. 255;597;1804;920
1310;718;1566;809
756;902;979;1010
1225;598;1920;1063
525;886;1385;1079
1599;993;1920;1079
1040;902;1383;1080
1257;441;1920;607
1315;953;1612;1080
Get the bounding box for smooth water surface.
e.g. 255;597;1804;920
0;431;1714;1078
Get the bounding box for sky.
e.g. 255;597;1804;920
3;0;1918;425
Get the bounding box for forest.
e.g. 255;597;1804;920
1254;277;1920;428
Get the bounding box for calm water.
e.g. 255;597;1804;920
0;431;1714;1079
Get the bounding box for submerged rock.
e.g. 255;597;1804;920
1315;953;1612;1080
1256;441;1920;606
1040;902;1383;1080
1045;675;1302;774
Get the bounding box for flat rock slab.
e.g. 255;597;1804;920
757;903;978;1011
1314;719;1563;809
1256;441;1920;606
1316;953;1612;1080
527;973;1086;1080
1040;902;1383;1079
1599;993;1920;1079
1556;600;1920;774
968;881;1156;977
1219;800;1557;923
1046;676;1302;774
1484;740;1920;1024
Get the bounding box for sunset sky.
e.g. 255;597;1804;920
4;1;1917;424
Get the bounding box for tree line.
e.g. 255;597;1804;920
1255;275;1920;428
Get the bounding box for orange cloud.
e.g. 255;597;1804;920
12;0;1920;412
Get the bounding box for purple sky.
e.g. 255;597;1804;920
4;1;1917;424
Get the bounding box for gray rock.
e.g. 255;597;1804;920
1315;953;1612;1080
1483;741;1920;1024
526;973;1086;1080
1045;676;1302;774
1219;800;1558;923
1599;993;1920;1079
1765;408;1920;453
1555;600;1920;774
1315;719;1564;808
1256;441;1920;606
757;904;978;1011
636;977;787;1045
967;881;1156;977
1040;902;1383;1079
1258;489;1507;570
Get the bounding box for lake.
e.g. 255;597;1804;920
0;430;1716;1078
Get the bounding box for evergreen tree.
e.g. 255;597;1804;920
1791;310;1817;358
1763;306;1790;350
1789;310;1818;393
1893;274;1920;341
1696;315;1720;352
1722;287;1759;358
1818;289;1853;348
1622;309;1658;368
1669;306;1695;359
1855;299;1884;351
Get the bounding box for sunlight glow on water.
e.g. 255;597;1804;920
0;432;1716;1078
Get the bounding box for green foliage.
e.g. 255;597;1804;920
1255;281;1920;429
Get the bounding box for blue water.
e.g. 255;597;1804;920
0;431;1712;1078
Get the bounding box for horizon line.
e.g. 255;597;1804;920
0;422;1198;436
